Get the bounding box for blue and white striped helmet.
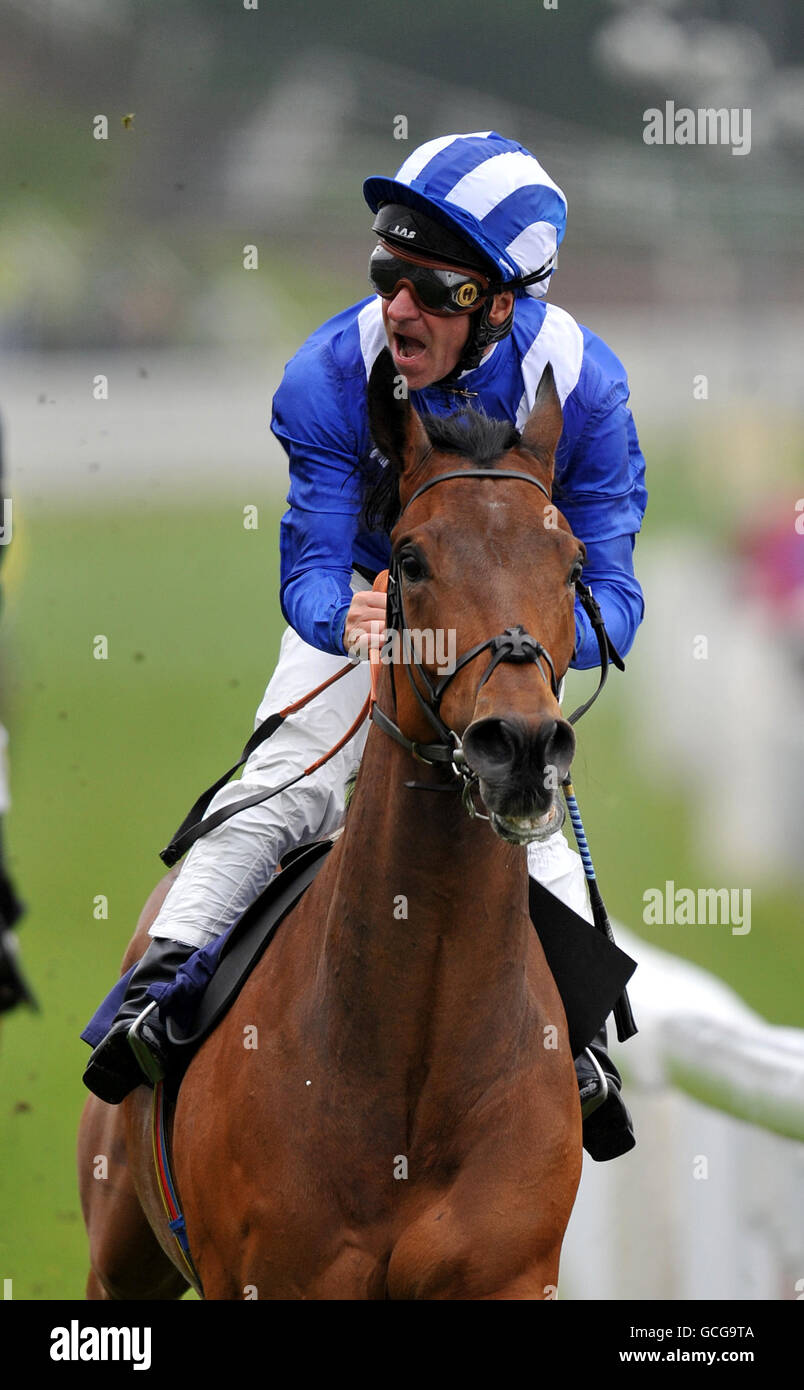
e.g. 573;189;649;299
363;131;567;299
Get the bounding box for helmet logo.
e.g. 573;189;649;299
455;282;479;307
391;225;416;238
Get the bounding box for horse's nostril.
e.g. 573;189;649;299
463;718;521;778
463;716;576;787
541;719;575;782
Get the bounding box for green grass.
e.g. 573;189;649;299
0;499;799;1298
0;502;284;1299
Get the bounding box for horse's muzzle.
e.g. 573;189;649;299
462;714;575;842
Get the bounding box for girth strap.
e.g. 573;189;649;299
151;1081;204;1295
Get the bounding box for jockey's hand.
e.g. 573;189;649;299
342;590;387;661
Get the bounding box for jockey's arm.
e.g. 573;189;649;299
560;357;647;671
272;343;370;657
571;533;644;669
275;443;362;657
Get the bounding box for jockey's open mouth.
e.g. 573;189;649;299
392;331;428;362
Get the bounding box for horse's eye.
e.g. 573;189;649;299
569;560;584;585
399;551;426;582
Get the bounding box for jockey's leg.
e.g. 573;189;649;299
83;576;374;1103
527;831;635;1162
527;830;592;922
144;621;372;952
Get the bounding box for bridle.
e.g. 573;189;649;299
369;466;625;811
159;465;624;866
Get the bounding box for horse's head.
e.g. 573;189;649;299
368;347;585;844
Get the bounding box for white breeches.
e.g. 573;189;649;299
149;573;592;949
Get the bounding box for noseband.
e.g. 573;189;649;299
369;467;624;803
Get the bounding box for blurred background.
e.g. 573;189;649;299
0;0;801;1299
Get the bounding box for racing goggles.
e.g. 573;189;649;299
369;240;493;316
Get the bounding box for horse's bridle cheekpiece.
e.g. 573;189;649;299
369;467;625;813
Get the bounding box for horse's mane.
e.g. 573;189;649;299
423;410;521;466
362;407;524;534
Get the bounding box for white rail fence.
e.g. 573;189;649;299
561;927;804;1301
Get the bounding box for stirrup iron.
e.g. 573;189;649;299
580;1045;609;1120
127;1000;165;1084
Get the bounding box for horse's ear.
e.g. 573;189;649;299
367;348;430;479
520;362;563;472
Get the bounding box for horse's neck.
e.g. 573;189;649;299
315;691;535;1082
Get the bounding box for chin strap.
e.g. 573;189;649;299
437;300;513;384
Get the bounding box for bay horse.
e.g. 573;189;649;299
78;351;585;1300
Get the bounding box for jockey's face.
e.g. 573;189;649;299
382;287;514;390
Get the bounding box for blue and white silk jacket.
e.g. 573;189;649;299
271;294;647;670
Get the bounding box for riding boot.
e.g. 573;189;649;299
575;1021;636;1161
82;937;196;1105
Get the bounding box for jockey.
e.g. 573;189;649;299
83;132;646;1161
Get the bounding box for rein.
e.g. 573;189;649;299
161;666;370;867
